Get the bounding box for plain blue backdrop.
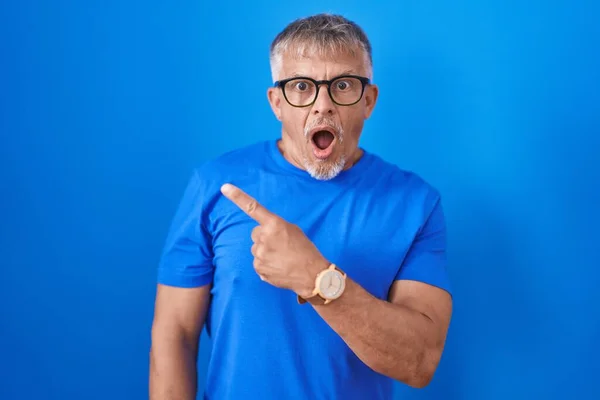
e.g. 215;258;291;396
1;1;599;399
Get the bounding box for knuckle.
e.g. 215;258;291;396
267;220;283;233
251;226;262;242
256;246;267;260
246;200;258;215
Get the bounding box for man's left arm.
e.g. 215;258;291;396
308;277;452;388
308;196;452;388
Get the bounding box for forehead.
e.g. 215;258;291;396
278;48;368;80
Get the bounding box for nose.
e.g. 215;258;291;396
312;84;335;115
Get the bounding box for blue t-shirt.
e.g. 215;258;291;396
157;139;452;400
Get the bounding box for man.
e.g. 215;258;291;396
150;13;452;400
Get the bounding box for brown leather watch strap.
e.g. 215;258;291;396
297;293;327;305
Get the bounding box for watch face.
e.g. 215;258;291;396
318;270;345;299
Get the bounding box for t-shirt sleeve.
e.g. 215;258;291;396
157;169;215;288
394;194;452;295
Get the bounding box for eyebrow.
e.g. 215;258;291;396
287;69;357;79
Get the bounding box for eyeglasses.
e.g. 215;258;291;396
273;74;371;107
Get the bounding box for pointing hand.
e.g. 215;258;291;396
220;183;327;298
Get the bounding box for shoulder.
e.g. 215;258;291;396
195;140;269;175
188;140;270;191
367;151;442;206
171;140;270;214
359;151;444;230
365;153;446;240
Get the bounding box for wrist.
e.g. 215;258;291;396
297;260;348;305
297;257;329;299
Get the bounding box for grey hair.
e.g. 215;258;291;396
269;13;373;82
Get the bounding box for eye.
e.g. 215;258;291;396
335;80;351;91
294;81;310;91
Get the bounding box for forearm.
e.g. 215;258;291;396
310;279;440;387
149;335;198;400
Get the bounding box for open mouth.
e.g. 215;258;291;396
312;130;335;150
309;128;336;160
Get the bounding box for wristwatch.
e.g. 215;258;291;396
297;264;347;305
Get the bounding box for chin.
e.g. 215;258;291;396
303;152;347;181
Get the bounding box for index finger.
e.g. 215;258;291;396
220;183;276;225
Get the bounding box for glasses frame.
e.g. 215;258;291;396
273;74;371;107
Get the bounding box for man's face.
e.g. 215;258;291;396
267;49;378;180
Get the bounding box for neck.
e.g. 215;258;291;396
345;147;364;169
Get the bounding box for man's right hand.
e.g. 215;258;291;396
149;283;211;400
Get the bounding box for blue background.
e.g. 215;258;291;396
1;1;599;399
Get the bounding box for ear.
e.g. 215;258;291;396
267;87;282;121
363;84;379;119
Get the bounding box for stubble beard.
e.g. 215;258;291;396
301;118;347;181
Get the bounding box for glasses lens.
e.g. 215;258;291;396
283;79;317;107
330;77;364;105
